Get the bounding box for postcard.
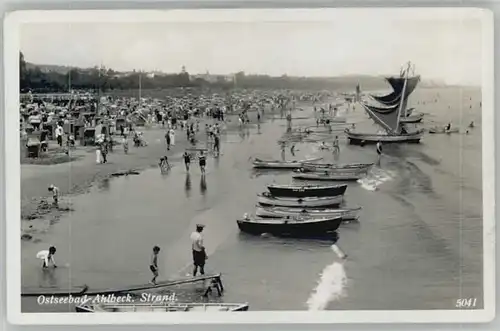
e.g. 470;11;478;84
3;8;495;324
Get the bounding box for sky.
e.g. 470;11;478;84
19;9;486;85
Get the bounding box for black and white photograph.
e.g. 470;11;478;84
4;8;495;324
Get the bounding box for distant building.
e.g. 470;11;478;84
190;71;234;83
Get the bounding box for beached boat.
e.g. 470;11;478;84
236;216;343;236
252;157;322;169
76;302;249;313
345;128;425;145
301;162;374;171
428;127;460;134
257;192;342;208
267;183;347;198
347;62;424;145
255;206;361;220
292;172;362;181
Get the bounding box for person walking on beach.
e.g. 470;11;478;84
55;124;64;147
123;135;129;154
100;142;108;164
199;151;207;174
37;246;57;269
48;185;59;206
165;131;171;150
169;128;176;146
376;141;383;165
183;151;191;172
149;246;160;285
213;134;220;156
190;224;207;277
280;141;286;161
332;136;340;154
159;156;170;173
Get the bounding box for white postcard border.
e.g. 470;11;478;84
4;8;495;324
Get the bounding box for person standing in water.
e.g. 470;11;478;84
149;246;160;285
183;151;191;171
198;151;207;174
376;141;383;165
280;141;286;161
213;134;220;156
37;246;57;269
332;136;340;154
165;130;171;150
48;185;59;206
190;224;207;277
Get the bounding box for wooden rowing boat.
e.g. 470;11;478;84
252;157;323;169
255;205;361;220
257;192;342;208
428;127;459;134
237;216;343;237
76;301;249;312
301;162;373;172
267;183;347;198
292;172;362;181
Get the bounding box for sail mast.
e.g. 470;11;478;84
396;62;411;132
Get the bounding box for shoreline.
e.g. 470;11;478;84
20;106;287;241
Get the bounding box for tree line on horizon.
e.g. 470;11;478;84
20;52;390;94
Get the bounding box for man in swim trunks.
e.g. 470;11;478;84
183;151;191;171
198;151;206;174
190;224;207;276
149;246;160;285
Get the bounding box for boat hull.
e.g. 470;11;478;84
76;302;249;312
257;194;342;208
293;173;361;181
346;129;424;145
267;184;347;198
252;157;322;169
255;206;360;220
237;217;342;237
428;127;459;134
301;162;373;171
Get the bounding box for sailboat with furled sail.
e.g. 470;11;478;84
345;62;425;144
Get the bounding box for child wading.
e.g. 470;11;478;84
159;156;170;173
37;246;57;269
149;246;160;285
48;185;59;206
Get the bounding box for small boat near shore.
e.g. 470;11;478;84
76;301;249;312
345;128;425;145
267;183;347;198
257;192;342;208
301;162;373;171
255;206;361;220
428;127;460;134
346;62;424;145
237;216;343;236
293;172;362;181
252;157;323;169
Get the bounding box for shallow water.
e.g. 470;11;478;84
21;87;483;312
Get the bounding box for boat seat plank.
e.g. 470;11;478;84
84;273;222;295
21;285;88;297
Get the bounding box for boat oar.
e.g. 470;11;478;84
331;244;348;260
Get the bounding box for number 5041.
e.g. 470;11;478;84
456;298;477;308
